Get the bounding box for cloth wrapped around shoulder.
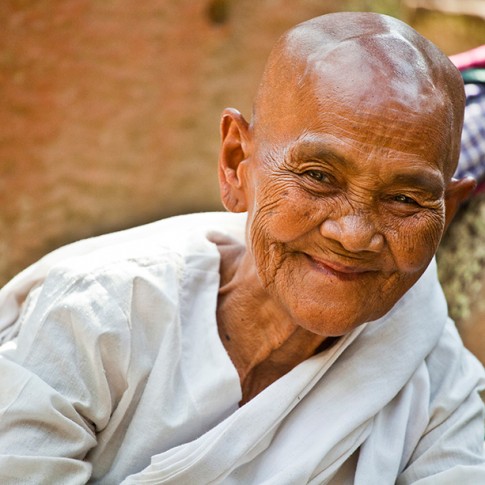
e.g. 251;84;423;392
0;212;484;484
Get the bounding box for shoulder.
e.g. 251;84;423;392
34;211;246;281
34;216;224;316
0;212;246;347
425;319;485;419
19;212;247;309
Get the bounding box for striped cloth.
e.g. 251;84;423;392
455;82;485;183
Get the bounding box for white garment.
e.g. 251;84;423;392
0;212;484;484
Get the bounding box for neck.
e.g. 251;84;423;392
214;236;327;404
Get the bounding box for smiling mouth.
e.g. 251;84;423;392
305;254;375;280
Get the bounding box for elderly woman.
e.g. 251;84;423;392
0;12;484;484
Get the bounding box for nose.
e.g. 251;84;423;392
320;213;384;253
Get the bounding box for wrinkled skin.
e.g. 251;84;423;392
216;12;475;402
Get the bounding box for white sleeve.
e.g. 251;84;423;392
0;265;131;484
398;320;485;484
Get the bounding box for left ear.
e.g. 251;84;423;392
444;176;476;231
218;107;252;213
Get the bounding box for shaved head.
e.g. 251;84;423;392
252;12;465;180
217;12;475;334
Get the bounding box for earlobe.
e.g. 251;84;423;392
444;176;476;231
218;108;251;213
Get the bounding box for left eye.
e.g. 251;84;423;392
306;170;329;182
393;194;416;204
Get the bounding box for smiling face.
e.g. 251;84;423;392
218;13;472;337
242;105;447;336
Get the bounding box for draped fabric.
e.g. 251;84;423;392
0;213;484;484
120;250;485;484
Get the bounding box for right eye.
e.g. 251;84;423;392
305;170;330;183
391;194;419;205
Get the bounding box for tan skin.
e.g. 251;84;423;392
213;13;476;404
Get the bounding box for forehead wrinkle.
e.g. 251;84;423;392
253;12;465;180
302;37;444;117
306;101;448;165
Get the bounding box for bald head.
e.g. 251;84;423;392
252;12;465;180
217;12;474;333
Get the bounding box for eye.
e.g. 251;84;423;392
392;194;417;205
305;170;329;183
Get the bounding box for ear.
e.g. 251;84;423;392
218;108;251;213
444;176;476;231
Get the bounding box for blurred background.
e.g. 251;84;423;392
2;0;485;359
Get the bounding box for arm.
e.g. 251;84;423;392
0;266;131;484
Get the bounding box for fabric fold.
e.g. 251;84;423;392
121;258;448;484
1;212;483;483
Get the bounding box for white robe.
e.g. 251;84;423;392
0;212;484;484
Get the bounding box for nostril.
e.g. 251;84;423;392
319;219;341;240
320;215;383;253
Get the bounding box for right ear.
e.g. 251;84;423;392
218;108;251;213
444;175;476;232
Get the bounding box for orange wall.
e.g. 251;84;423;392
1;0;485;284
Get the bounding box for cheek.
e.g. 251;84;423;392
385;211;445;272
249;183;307;240
250;182;338;243
246;181;324;286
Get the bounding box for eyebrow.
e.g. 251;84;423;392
391;172;444;197
287;140;349;166
287;137;445;197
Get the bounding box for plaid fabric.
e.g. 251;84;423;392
450;45;485;185
455;82;485;183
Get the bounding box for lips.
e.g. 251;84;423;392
305;254;376;279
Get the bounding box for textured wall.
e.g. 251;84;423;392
0;0;346;283
1;0;485;291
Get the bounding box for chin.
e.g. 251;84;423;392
290;305;366;337
288;295;398;337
